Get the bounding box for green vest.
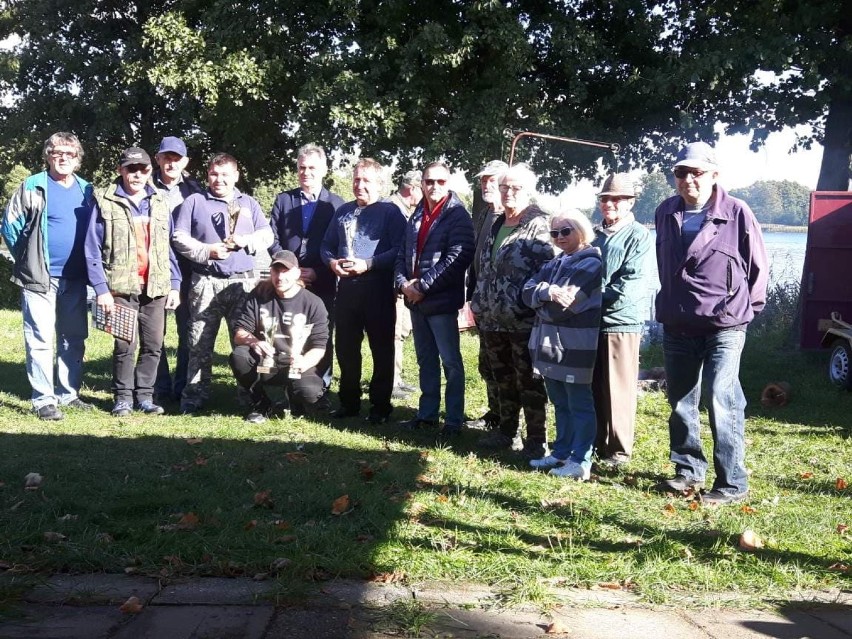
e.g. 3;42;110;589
93;182;172;298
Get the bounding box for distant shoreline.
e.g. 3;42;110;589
644;224;807;233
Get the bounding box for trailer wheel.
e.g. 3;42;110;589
829;340;852;390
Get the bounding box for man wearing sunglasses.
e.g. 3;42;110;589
653;141;768;506
394;162;475;438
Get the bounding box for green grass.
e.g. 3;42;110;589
0;307;849;609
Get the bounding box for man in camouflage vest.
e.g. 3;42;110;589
85;147;181;416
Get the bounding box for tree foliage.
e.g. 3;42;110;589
0;0;848;191
729;180;811;226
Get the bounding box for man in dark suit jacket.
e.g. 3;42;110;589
269;144;345;395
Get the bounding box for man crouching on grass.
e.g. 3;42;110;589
230;250;329;423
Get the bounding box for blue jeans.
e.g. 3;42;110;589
410;309;465;428
543;377;596;471
22;277;88;410
663;329;748;495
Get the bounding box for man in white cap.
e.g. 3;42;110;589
465;159;508;431
152;136;203;403
653;141;768;506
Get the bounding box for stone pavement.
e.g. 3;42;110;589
0;574;849;638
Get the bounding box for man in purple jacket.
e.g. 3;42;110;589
653;141;768;506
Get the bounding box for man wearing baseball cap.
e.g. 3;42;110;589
653;141;768;505
230;249;329;423
85;147;181;417
464;159;509;431
152;136;203;404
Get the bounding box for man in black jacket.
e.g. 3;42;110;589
394;162;475;436
268;144;344;396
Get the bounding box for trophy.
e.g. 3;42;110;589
287;313;314;379
256;315;279;374
223;201;241;251
340;208;360;269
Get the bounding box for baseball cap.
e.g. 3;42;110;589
269;250;299;270
157;136;188;157
475;160;509;178
674;142;718;171
119;147;151;168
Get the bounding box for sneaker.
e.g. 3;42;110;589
65;398;94;411
530;455;566;470
549;460;591;481
652;474;704;494
477;431;514;449
244;410;267;424
36;405;64;421
464;412;498;430
701;489;748;506
137;400;165;415
397;382;417;393
111;401;133;417
596;455;630;471
519;439;547;460
399;417;437;430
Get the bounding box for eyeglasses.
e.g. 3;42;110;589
549;226;574;238
499;185;524;193
49;151;77;159
423;178;447;186
599;195;633;203
673;167;708;179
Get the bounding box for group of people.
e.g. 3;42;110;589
1;133;768;505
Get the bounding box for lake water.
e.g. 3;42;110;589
640;230;807;322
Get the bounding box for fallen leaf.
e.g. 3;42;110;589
369;570;405;583
24;473;43;490
274;535;297;544
544;620;569;634
270;558;292;571
254;490;274;509
360;466;375;481
663;503;676;516
124;567;138;575
836;524;848;535
597;582;622;590
799;471;814;479
252;572;268;581
740;505;757;514
828;562;849;572
436;494;449;503
185;438;203;445
688;501;699;511
194;456;208;466
244;520;257;531
272;520;290;530
43;531;66;543
836;478;848;490
739;529;764;551
177;512;199;530
284;452;308;463
119;596;144;614
331;494;350;515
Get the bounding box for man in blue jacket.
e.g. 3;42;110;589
268;144;344;398
1;132;94;420
653;142;768;506
395;162;474;437
321;158;406;423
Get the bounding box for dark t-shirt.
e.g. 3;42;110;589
234;284;329;363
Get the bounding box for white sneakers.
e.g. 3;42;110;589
529;455;565;470
548;460;590;481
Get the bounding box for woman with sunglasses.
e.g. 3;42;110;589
470;164;556;458
590;174;652;470
521;210;602;480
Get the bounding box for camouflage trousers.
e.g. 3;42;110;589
477;333;500;423
480;330;547;442
181;273;255;409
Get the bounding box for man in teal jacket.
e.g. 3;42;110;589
1;132;95;421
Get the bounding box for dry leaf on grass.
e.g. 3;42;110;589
596;582;623;590
545;620;570;634
119;596;144;614
253;490;274;509
740;505;757;514
24;473;43;490
663;503;676;515
331;494;351;515
836;478;848;490
185;438;203;446
369;570;405;583
157;512;200;532
828;562;850;572
284;452;308;463
688;500;699;511
360;466;375;481
194;456;208;466
272;520;290;530
270;558;292;572
837;524;849;535
738;529;764;551
244;520;257;531
42;531;66;543
799;471;814;479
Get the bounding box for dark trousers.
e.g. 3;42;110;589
334;276;396;416
113;293;167;404
154;278;190;399
480;329;547;443
229;344;324;408
317;294;335;392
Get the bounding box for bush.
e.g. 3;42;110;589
749;280;801;343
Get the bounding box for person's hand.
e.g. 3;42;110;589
329;259;350;277
549;285;575;308
208;242;231;260
250;341;275;359
402;279;424;304
229;234;248;250
341;257;368;275
165;290;180;310
96;292;115;315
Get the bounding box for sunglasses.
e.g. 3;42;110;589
423;178;447;186
549;226;574;238
599;195;633;203
673;167;708;179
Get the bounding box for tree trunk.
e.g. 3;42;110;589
816;92;852;191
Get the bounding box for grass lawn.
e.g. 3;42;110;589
0;306;849;608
